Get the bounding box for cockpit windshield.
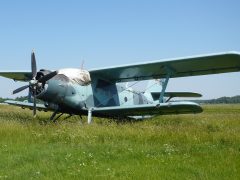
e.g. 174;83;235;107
58;68;91;86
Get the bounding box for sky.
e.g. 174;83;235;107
0;0;239;99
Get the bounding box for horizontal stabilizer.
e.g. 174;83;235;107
151;92;202;101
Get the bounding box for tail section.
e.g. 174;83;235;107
143;80;202;103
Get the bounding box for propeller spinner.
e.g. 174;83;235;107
13;51;58;117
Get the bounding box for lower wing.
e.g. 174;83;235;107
5;100;48;112
5;100;202;120
92;101;203;117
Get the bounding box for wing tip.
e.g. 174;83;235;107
226;51;240;56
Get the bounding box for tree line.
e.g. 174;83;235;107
193;95;240;104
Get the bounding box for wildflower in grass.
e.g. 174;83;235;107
65;153;72;160
163;144;176;155
80;162;86;167
88;153;93;158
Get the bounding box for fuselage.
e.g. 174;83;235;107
36;68;152;116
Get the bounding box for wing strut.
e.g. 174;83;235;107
159;66;174;103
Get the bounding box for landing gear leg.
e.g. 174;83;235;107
87;108;93;124
50;110;64;122
50;110;58;121
79;115;83;125
53;113;63;122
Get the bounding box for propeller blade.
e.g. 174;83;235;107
31;51;37;78
12;85;29;94
33;87;36;117
38;71;58;83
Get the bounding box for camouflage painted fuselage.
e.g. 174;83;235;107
37;73;151;118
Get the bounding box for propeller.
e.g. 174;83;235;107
13;51;58;117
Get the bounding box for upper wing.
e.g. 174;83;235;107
0;71;32;81
89;52;240;83
1;52;239;83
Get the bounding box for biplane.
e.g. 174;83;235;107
0;51;239;123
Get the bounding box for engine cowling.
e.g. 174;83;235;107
29;69;52;97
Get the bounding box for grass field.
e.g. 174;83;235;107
0;104;239;179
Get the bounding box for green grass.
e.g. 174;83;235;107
0;104;239;179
